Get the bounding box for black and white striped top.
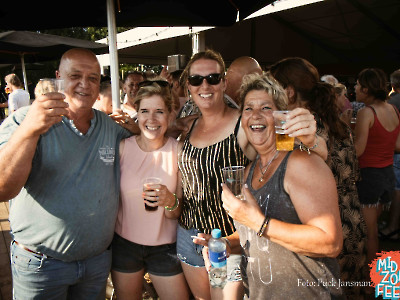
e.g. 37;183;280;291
178;117;249;236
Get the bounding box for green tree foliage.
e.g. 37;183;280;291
40;27;133;41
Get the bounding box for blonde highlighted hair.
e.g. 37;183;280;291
239;72;288;112
134;78;173;112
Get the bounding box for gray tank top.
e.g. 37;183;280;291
236;152;344;299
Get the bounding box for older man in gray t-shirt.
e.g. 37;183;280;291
0;49;131;299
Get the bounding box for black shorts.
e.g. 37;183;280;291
111;233;182;276
357;166;395;206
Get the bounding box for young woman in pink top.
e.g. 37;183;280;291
354;68;400;271
111;80;189;300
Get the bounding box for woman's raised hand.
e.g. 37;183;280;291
283;108;317;147
283;108;328;160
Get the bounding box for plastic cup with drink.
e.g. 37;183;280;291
142;177;162;212
38;78;64;95
37;78;66;116
222;166;245;201
273;110;295;151
350;117;357;130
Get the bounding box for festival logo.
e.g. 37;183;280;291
370;251;400;299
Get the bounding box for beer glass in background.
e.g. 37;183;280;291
222;166;245;200
273;110;295;151
350;117;357;131
142;177;162;212
38;78;64;95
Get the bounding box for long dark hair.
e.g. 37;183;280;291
269;57;348;140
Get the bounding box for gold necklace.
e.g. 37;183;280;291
258;151;280;182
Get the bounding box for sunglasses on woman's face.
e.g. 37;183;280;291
138;80;170;88
188;73;223;86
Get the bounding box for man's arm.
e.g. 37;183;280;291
0;93;69;201
0;122;40;201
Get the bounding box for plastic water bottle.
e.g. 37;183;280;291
208;228;227;288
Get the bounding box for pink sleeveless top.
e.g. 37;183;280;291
115;136;179;245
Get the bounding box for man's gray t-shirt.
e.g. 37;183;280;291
389;93;400;111
0;107;130;261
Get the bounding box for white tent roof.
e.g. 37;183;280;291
96;0;323;69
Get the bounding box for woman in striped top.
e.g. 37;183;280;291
176;50;321;300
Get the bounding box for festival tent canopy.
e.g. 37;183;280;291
0;0;271;29
0;0;274;109
0;31;109;64
0;31;109;89
99;0;400;76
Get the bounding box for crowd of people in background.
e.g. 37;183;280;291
0;48;399;300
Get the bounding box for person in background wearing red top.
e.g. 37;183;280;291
354;68;400;269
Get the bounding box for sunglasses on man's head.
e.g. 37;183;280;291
138;80;170;88
188;73;223;86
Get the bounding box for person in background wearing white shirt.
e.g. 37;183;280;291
4;73;30;113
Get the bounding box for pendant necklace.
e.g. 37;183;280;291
258;150;280;182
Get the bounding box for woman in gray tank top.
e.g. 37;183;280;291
220;73;344;299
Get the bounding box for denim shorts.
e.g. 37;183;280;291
393;154;400;190
111;233;182;276
11;240;111;300
176;225;242;282
357;166;395;206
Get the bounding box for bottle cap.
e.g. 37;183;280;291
211;229;221;238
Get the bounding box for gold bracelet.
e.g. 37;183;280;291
165;193;179;211
257;216;270;237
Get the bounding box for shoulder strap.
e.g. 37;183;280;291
367;105;377;116
247;155;258;184
234;116;242;136
186;117;199;138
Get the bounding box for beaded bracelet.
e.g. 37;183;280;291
257;216;271;237
299;136;319;155
165;193;179;211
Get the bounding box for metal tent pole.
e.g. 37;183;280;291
20;54;28;91
107;0;121;110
